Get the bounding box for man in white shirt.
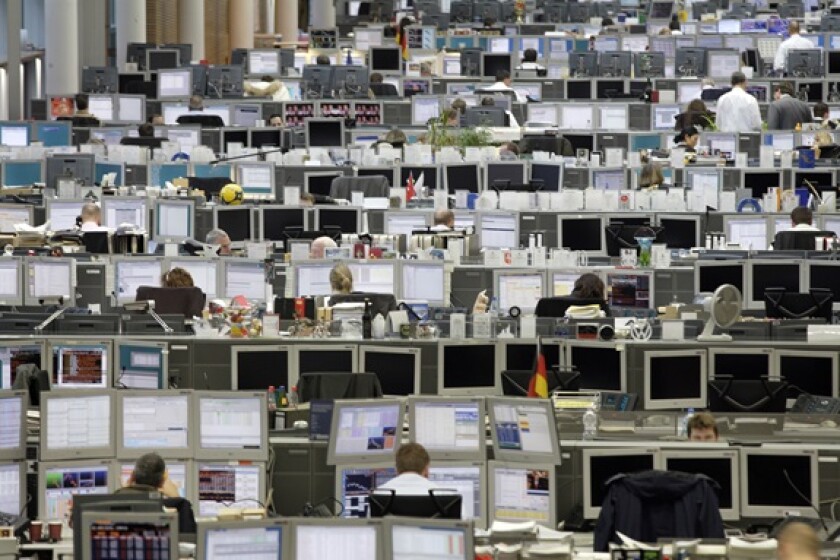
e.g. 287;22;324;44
431;210;455;232
78;202;109;232
789;206;819;231
377;443;438;495
773;21;815;75
483;70;527;103
714;71;762;133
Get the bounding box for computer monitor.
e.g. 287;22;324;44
443;163;480;194
398;260;446;307
605;270;653;310
528;162;563;192
306;118;345;149
569;52;598;78
358;346;421;396
335;463;397;518
45;198;83;231
166;258;219;299
411;95;441;125
635;52;666;78
787;49;822;77
709;348;773;380
114;341;167;390
592;169;627;191
0;122;29;147
25;258;76;305
370;46;403;74
346;261;395;293
293;262;333;296
488;396;560;463
291;518;382;560
567;343;626;391
40;389;115;461
408;396;485;461
221;260;267;302
485;162;527;188
561;104;594;129
481;53;513;78
147;48;180;71
599;52;632;78
658;214;701;249
195;391;267;461
643;349;707;410
206;65;244;98
695;260;747;299
661;449;739;520
0;461;23;518
0;342;43;390
304;171;342;197
101;197;147;229
326;399;404;465
808;261;840;309
113;257;162;304
231;345;292;392
557;216;606;253
80;509;178;558
247;49;281;76
39;459;113;522
213;207;253;244
33;120;72;146
707;50;742;78
45;153;95;190
438;342;497;397
651;104;681;130
153;199;194;243
0;392;25;460
723;215;768;251
740;448;818;518
477;211;518;249
742;170;781;198
81;66;118;94
297;344;357;377
583;448;659;518
116;390;191;459
49;341;110;389
384;211;430;236
675;47;707;77
385;518;473;558
259;206;307;241
0;258;22;307
148;161;190;187
494;270;545;313
157;68;192;99
747;259;803;309
465;107;507;127
488;461;556;527
315;207;361;234
197;518;290;559
399;165;439;191
776;349;838;398
196;462;265;517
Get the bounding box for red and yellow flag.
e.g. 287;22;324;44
527;344;548;398
396;27;409;60
406;171;416;201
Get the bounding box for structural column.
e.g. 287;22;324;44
230;0;255;49
115;0;146;71
79;0;107;67
310;0;336;29
6;0;22;119
179;0;205;62
277;0;299;44
44;0;79;95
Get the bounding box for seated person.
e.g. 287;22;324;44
772;206;834;249
369;72;399;98
116;452;197;534
472;96;519;127
639;162;666;190
244;75;292;101
328;262;398;318
673;126;699;153
813;130;840;159
777;522;820;560
377;443;437;494
59;93;101;127
431;210;455;231
205;228;232;256
120;123;165;148
536;273;611;317
78;202;109;232
516;48;546;73
687;412;719;442
176;95;225;127
310;235;338;258
163;267;195;288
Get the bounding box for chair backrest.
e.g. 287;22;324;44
764;287;833;321
82;231;111;254
369;490;462;519
708;378;789;413
120;136;165;149
176;113;225;128
329;176;390;199
329;292;398;318
535;297;611;318
296;371;383;403
370;83;400;97
772;229;835;250
135;286;205;318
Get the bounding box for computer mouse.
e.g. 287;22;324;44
821;419;837;429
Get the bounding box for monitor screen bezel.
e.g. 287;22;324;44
739;447;819;518
290;518;384;558
487;396;561;463
398;260;447;307
746;258;806;310
193;390;269;462
709;347;775;380
116;389;193;460
47;339;112;391
557;214;607;255
774;349;839;397
40;389;116;461
487;460;557;528
660;448;741;520
566;341;628;392
113;340;168;389
582;448;661;518
384;517;475;558
0;256;23;306
326;398;406;465
196;518;291;559
112;256;163;305
153;198;195;243
257;205;309;241
314;206;362;234
194;460;267;518
493;269;546;314
643;349;708;410
360;345;422;396
437;340;500;397
0;392;27;460
231;344;294;392
38;459;115;524
605;269;656;311
408;396;486;461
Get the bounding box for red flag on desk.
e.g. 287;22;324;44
406;172;416;201
527;340;548;398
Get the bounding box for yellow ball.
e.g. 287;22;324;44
219;183;244;205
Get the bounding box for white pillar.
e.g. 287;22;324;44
277;0;299;44
45;0;79;95
230;0;255;49
266;0;276;35
7;0;22;119
115;0;146;71
310;0;336;28
179;0;205;62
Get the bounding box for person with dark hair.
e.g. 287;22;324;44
148;114;165;125
668;14;681;32
377;443;437;494
714;72;761;132
790;206;818;231
572;273;606;300
674;99;715;130
813;102;835;129
138;123;155;138
268;113;284;127
74;93;91;115
767;81;813;130
673;126;700;152
565;273;610;318
517;48;545;72
485;69;526;102
639;162;665;190
116;453;197;534
315;54;331;66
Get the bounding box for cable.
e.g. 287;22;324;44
782;468;828;532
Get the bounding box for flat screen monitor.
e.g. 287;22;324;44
40;390;114;461
529;162;563;192
748;260;802;309
237;162;275;200
706;50;742;78
481;53;513;78
213;207;253;244
605;271;653;310
194;391;267;461
260;206;307;241
569;53;598;78
370;47;403;73
0;258;22;306
488;461;556;527
197;462;265;517
45;153;95;190
157;68;192;99
787;49;822;77
592;169;626;191
661;449;739;520
408;397;485;461
808;261;840;307
658;214;701;249
117;390;191;459
776;350;838;398
742;171;781;199
643;349;707;410
25;258;75;305
561;104;594;129
411;95;441;125
558;216;606;253
360;346;421;396
315;207;360;234
0;461;23;517
568;343;625;391
292;519;381;560
114;341;167;390
153;199;194;243
438;342;497;396
81;510;177;559
335;463;397;518
710;348;772;380
477;212;518;249
740;448;818;518
443;163;480;194
0;392;25;460
488;397;560;463
399;261;446;306
326;399;405;465
386;518;473;558
297;342;356;375
0;122;29;147
113;257;162;305
197;519;289;559
49;341;109;389
223;259;266;301
306;119;345;149
147;48;180;71
148;162;190;187
346;261;395;293
583;449;659;518
652;104;681;130
101;197;147;229
485;162;526;188
304;171;342;197
33;121;72;146
39;460;113;522
0;343;43;390
723;216;768;251
384;211;429;236
247;49;281;76
294;262;333;297
46;198;85;231
2;160;42;189
494;270;544;313
399;165;439;191
117;93;146;123
232;345;291;392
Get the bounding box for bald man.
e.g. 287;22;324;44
431;210;455;231
776;522;820;560
310;236;338;258
79;202;109;232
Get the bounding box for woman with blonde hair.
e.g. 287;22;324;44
329;263;353;294
639;162;665;190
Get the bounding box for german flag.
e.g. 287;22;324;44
527;340;548;398
396;23;409;60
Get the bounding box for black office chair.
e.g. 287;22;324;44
764;287;833;322
135;286;205;318
535;297;611;318
82;231;110;254
296;371;383;403
772;229;836;250
59;115;101;127
370;83;400;97
120;136;166;149
520;134;575;156
176;114;225;127
501;365;580;396
368;490;462;519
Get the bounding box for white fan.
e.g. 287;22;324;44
696;284;742;342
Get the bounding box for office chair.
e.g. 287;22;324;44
82;231;111;254
535;297;611;318
764;287;833;322
329;176;390;199
59;115;101;127
369;490;462;519
328;292;398;319
520;135;575;156
772;229;836;250
296;371;383;403
120;136;166;149
370;83;400;97
176;114;225;128
135;286;205;318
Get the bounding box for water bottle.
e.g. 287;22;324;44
489;296;499;318
289;386;299;409
267;386;277;412
678;407;695;438
582;406;598;440
278;385;289;408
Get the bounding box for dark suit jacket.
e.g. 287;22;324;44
767;95;813;130
115;485;197;534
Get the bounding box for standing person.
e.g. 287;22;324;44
767;82;813;130
773;21;815;75
715;72;762;132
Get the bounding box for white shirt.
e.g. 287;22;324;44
773;34;815;72
714;86;762;133
80;221;111;233
377;473;439;495
516;62;545;71
483;81;527;103
792;223;820;231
